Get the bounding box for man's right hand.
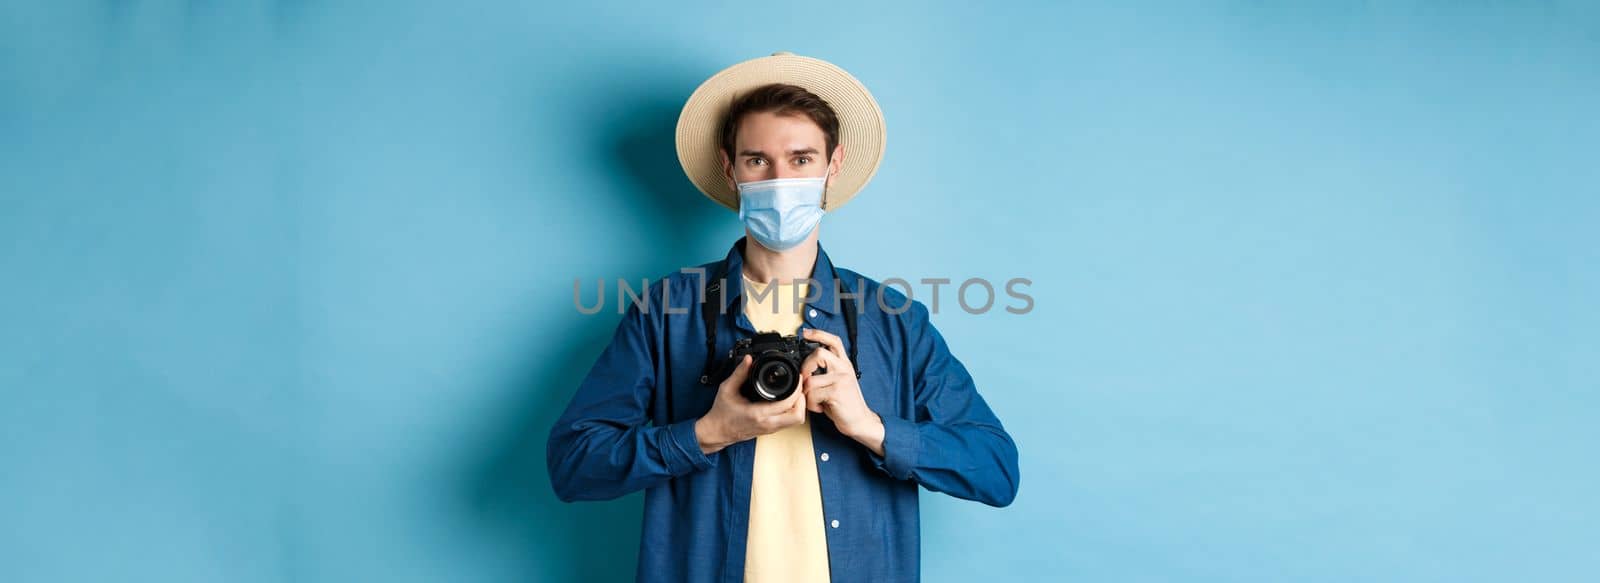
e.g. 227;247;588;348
694;355;808;455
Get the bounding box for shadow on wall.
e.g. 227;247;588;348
457;56;725;582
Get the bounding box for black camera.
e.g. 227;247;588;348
715;332;826;402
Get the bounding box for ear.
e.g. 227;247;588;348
827;144;846;185
720;150;737;192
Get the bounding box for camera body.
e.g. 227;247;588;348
716;331;826;402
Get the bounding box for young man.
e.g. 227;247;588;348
548;52;1019;583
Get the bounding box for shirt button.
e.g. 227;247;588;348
808;308;818;318
819;452;830;462
830;519;840;528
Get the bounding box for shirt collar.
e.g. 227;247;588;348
718;237;842;316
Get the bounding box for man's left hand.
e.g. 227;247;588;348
800;328;885;457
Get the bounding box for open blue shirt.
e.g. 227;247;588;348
547;239;1020;582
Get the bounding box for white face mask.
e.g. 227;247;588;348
735;163;829;252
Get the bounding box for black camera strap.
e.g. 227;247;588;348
698;242;861;386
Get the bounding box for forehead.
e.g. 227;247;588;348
734;111;826;150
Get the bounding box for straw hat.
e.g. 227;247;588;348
675;52;886;212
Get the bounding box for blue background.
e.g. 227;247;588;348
3;1;1597;582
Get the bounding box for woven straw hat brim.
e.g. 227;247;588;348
675;52;886;212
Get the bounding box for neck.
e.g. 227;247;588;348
741;236;818;284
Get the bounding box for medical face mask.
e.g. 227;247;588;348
735;164;829;252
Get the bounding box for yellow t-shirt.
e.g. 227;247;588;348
741;274;830;583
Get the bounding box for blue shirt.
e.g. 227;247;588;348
547;238;1020;582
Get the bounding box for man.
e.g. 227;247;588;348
547;52;1019;583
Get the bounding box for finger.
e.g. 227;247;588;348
753;376;807;414
806;383;834;413
803;328;847;359
803;330;854;376
721;355;753;395
765;386;808;423
800;343;850;379
805;372;839;392
798;369;819;412
789;395;809;423
813;343;849;373
778;377;807;409
800;350;829;376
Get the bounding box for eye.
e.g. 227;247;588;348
795;156;812;165
745;157;767;167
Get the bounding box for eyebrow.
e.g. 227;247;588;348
738;148;821;158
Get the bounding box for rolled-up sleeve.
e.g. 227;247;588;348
546;300;715;502
869;301;1021;507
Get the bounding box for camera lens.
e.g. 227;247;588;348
752;359;796;401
